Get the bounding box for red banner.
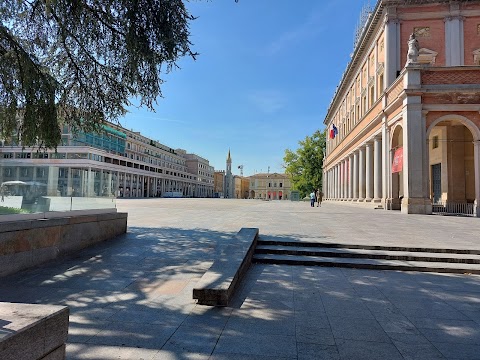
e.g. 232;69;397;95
392;147;403;173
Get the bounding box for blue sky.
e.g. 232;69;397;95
120;0;367;176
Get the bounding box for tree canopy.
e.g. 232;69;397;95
0;0;197;148
283;130;326;197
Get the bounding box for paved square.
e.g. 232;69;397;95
1;199;480;359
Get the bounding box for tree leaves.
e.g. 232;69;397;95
283;130;326;197
0;0;196;148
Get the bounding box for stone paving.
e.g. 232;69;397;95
1;199;480;359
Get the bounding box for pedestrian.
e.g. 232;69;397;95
309;190;316;207
316;189;323;207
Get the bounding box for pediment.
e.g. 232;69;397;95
473;48;480;65
418;48;438;64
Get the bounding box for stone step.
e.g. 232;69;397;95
252;254;480;274
255;245;480;264
256;239;480;255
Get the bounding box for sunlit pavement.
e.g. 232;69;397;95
1;199;480;359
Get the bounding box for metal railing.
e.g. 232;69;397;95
432;201;475;217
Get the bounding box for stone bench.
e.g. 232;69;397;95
193;228;259;306
0;302;69;360
0;211;128;277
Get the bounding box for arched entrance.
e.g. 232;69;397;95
427;115;480;216
390;125;404;210
250;190;255;199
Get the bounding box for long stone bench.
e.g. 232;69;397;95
0;211;127;277
193;228;259;306
0;302;69;360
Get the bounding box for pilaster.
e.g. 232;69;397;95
401;73;431;214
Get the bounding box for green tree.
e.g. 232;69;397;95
0;0;197;148
283;130;326;198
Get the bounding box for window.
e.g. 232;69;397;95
280;183;283;188
432;136;439;149
268;183;271;187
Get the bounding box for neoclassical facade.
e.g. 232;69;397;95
323;0;480;216
249;173;292;200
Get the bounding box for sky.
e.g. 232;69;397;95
120;0;368;176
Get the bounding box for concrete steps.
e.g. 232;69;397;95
253;239;480;274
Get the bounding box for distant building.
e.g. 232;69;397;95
214;171;225;198
249;173;291;200
0;122;214;198
179;150;214;197
234;176;250;199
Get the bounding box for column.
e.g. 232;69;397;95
340;161;344;200
343;159;348;200
337;163;341;200
353;151;359;200
358;146;366;201
348;154;354;200
123;172;127;197
382;121;391;207
335;165;339;200
373;137;382;201
473;141;480;217
87;167;94;197
330;169;334;199
333;165;338;200
366;143;374;201
106;171;112;197
67;167;72;196
99;170;104;196
384;14;400;87
47;166;59;196
145;176;149;198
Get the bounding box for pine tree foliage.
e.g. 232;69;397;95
0;0;197;148
283;130;326;197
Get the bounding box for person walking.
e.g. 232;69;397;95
309;190;316;207
316;189;323;207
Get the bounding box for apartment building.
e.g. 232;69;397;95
0;123;214;198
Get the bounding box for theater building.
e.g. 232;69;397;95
323;0;480;216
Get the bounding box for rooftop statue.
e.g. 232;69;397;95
406;33;419;65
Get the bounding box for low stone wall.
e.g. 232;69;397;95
0;302;69;360
193;228;259;306
0;212;127;277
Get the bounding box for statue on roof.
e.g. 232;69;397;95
406;33;419;66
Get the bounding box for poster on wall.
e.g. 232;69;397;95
392;147;403;173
